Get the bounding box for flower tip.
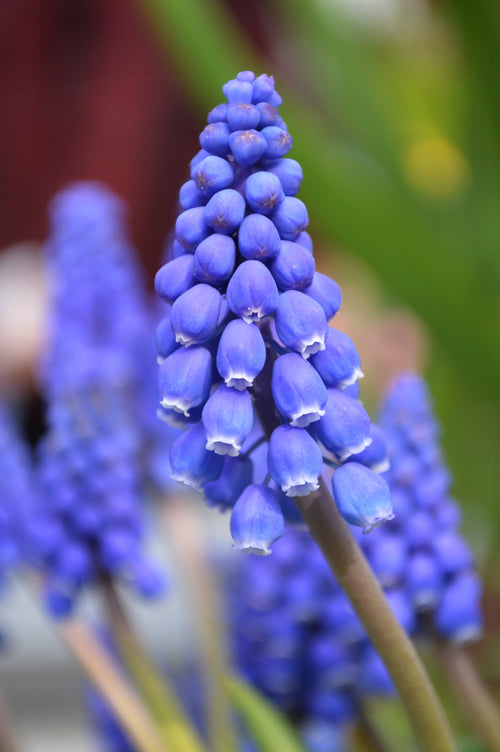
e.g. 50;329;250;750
232;542;272;556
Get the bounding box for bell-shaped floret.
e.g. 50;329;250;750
255;102;281;128
274;290;327;358
223;78;253;103
193;234;236;284
252;73;275;103
345;424;389;473
268;425;323;497
191;155;234;196
228;130;267;166
199;122;231;157
414;467;451;508
238;214;281;260
271;353;327;428
227;103;260;131
216;319;266;389
405;510;434;548
332;462;394;533
296;231;313;253
175;206;210;250
155;312;178;361
310;328;363;389
203;455;254;511
434;573;483;643
204;189;246;234
314;389;371;462
207;103;228;123
407;553;443;610
170;422;224;489
261;126;293;160
230;484;285;554
179;179;206;209
433;530;473;577
55;542;93;585
271;197;308;240
202;384;254;456
267;158;303;196
270;241;315;291
154;254;195;304
245;171;284;214
368;531;407;588
170;284;221;346
226;260;279;323
304;273;342;321
158;346;212;416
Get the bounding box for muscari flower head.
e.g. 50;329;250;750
155;72;393;552
32;182;164;617
226;527;402;752
373;372;483;644
0;401;30;641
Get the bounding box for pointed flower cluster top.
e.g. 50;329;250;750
32;183;163;617
156;72;393;551
375;373;483;643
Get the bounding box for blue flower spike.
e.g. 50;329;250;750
377;372;484;643
155;72;386;552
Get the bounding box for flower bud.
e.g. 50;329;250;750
270;241;315;291
170;284;221;346
204;188;246;233
274;290;327;357
170;422;224;489
226;260;279;323
159;346;212;416
314;389;371;462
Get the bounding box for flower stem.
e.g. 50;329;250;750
439;642;500;751
162;497;239;752
0;684;21;752
294;478;456;752
101;578;209;752
351;711;392;752
58;617;167;752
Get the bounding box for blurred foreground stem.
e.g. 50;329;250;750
0;684;20;752
163;497;238;752
440;643;500;751
58;618;166;752
295;479;456;752
101;578;208;752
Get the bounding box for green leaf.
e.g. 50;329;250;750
223;676;307;752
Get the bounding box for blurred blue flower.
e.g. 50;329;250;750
32;182;166;616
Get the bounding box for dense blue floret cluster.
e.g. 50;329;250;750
0;402;30;621
227;528;397;752
155;72;393;550
32;183;164;616
374;373;483;643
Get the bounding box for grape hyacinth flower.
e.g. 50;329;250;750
373;373;483;644
31;183;164;616
155;71;393;550
226;528;401;752
0;402;30;640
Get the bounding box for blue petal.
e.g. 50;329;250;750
304;273;342;321
217;319;266;389
332;463;393;532
230;484;285;554
314;389;371;462
154;255;195;304
193;234;236;284
204;189;246;234
202;384;254;456
310;328;363;389
268;425;323;497
271;353;327;427
169;422;224;489
274;290;327;358
226;260;279;323
158;346;212;416
270;241;315;291
170;284;221;346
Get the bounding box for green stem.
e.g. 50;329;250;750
58;618;167;752
162;498;238;752
440;642;500;751
351;711;392;752
101;578;208;752
294;478;456;752
0;683;21;752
